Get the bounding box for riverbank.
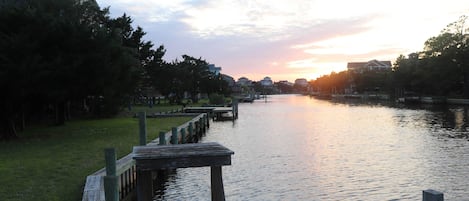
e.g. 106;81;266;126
0;108;192;201
310;93;469;105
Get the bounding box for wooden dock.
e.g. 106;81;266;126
82;101;239;201
184;106;238;121
82;113;211;201
133;142;234;201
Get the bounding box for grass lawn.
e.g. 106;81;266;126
0;114;192;201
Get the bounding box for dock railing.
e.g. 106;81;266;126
82;112;211;201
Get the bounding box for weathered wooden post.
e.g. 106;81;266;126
201;118;206;133
180;127;186;144
199;118;204;136
231;99;236;120
211;166;225;201
200;117;204;133
139;112;146;146
159;131;166;145
195;121;200;139
137;170;152;201
188;122;194;142
171;127;178;144
423;189;444;201
233;98;239;119
104;148;118;201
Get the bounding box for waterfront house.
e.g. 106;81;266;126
237;77;253;86
347;60;392;73
208;64;222;75
260;76;273;86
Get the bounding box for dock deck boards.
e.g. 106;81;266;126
132;142;234;201
132;142;234;170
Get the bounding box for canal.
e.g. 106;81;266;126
155;94;469;200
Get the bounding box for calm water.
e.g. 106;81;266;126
155;94;469;200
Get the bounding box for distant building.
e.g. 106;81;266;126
221;74;235;87
207;64;222;75
294;78;308;87
278;80;294;86
237;77;252;86
347;60;392;72
260;76;273;86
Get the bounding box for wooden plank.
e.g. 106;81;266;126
82;175;105;201
184;107;215;113
135;155;231;170
133;143;234;170
212;108;232;112
133;143;234;159
116;156;135;176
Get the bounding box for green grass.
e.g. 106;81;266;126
0;116;192;201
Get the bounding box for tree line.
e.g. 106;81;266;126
0;0;229;140
310;16;469;98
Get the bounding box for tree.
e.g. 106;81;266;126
149;55;215;104
0;0;143;139
423;15;469;97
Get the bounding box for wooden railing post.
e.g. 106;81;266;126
423;189;444;201
171;127;178;144
104;148;118;201
196;120;201;138
138;112;147;145
201;118;206;133
188;122;194;143
159;131;166;145
180;127;186;144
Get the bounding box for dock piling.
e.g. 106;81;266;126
423;189;444;201
180;128;186;144
188;122;194;143
138;112;147;145
159;131;166;145
211;166;225;201
171;127;178;144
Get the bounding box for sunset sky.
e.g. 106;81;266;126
96;0;469;82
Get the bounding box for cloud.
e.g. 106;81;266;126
97;0;196;22
96;0;469;81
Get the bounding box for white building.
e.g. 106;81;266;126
347;60;392;72
207;64;222;75
260;76;273;86
294;78;308;87
237;77;252;86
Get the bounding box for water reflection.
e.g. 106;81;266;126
331;98;469;139
154;95;469;200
